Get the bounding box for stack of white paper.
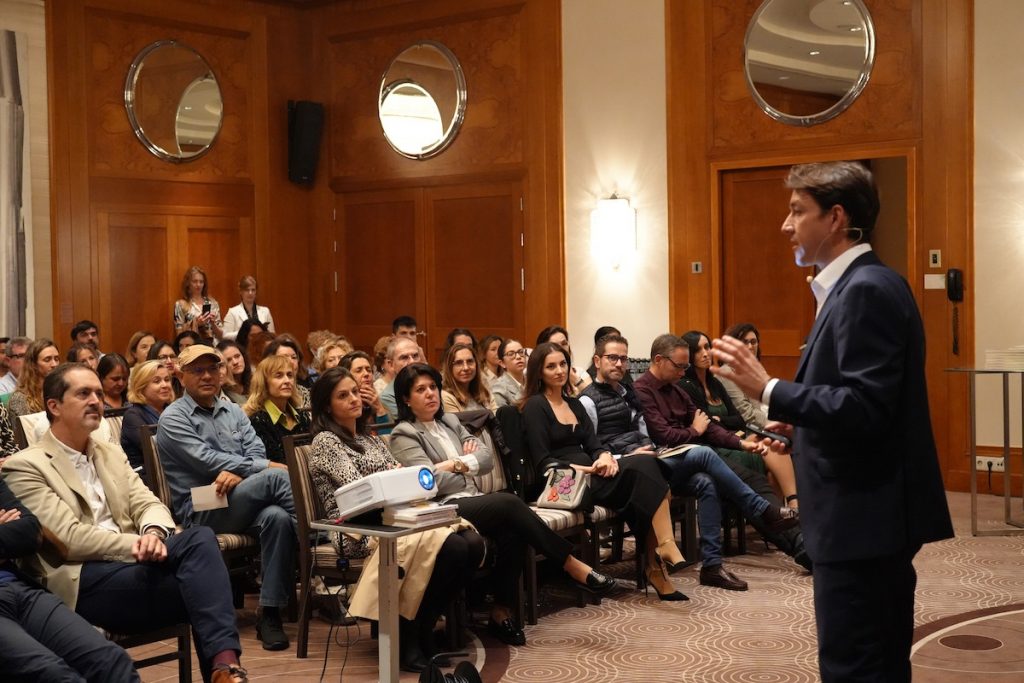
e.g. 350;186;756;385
382;501;459;528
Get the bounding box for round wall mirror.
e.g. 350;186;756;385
744;0;875;126
378;41;466;159
124;40;224;162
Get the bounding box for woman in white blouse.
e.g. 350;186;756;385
222;275;276;341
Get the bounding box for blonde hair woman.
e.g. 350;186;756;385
244;355;310;463
121;360;174;476
9;338;61;417
314;339;353;376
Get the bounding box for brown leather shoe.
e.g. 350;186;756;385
211;663;248;683
699;564;748;591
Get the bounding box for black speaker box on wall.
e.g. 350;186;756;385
287;100;324;186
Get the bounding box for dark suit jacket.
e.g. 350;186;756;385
769;250;953;563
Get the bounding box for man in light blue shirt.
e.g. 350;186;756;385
158;345;297;652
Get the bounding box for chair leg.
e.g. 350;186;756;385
610;521;625;563
179;625;192;683
296;573;312;659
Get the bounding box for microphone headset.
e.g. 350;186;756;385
804;225;865;284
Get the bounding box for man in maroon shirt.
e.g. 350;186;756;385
634;333;811;572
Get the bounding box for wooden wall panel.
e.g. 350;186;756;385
709;0;919;152
425;181;523;362
96;212;173;347
184;215;244;310
326;8;523;183
83;6;253;182
48;0;314;348
667;0;973;490
720;167;812;381
338;192;420;350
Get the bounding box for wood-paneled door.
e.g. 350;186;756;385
719;166;815;381
95;210;246;353
423;181;525;364
333;180;525;362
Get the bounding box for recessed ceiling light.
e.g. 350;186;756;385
849;26;863;32
809;50;821;56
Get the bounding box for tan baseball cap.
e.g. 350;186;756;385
177;344;221;367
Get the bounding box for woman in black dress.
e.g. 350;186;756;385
521;342;688;601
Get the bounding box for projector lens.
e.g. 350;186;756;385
418;468;435;490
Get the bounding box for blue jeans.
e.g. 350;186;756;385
661;446;770;567
192;467;297;608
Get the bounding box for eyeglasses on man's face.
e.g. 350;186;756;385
602;354;629;365
661;356;690;372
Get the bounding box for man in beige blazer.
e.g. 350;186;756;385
2;364;248;683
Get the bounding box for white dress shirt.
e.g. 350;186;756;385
762;244;873;405
54;438;120;533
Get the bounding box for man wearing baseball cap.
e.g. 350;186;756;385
157;344;297;652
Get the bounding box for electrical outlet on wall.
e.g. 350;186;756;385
976;456;1005;473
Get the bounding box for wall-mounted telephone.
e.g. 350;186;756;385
946;268;964;303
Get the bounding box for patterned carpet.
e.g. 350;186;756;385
137;491;1024;681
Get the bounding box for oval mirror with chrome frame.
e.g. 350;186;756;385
378;40;466;159
744;0;875;126
124;40;224;163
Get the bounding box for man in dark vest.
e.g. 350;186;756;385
581;334;799;591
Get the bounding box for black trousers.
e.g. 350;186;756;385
455;492;573;607
813;545;920;683
76;526;241;675
0;578;138;683
416;530;486;624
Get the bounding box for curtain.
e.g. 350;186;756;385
0;29;27;335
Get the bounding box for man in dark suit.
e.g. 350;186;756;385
712;161;953;682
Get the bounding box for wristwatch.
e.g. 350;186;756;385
452;459;468;474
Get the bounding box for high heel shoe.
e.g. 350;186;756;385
655;539;687;574
643;563;689;602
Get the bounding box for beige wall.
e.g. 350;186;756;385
561;0;668;361
0;0;50;338
975;0;1023;447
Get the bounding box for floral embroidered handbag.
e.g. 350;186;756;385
535;466;589;510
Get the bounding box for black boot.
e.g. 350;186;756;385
399;617;428;673
417;611;452;668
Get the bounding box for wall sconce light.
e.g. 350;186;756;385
590;195;636;270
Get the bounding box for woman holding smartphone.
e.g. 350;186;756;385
173;265;223;344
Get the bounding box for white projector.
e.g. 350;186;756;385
333;466;438;520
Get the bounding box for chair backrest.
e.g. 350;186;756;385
103;406;129;445
140;424;175;514
16;411;117;450
452;409;507;495
282;433;318;541
494;405;537;500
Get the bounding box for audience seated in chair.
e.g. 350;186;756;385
0;336;30;396
634;334;811;571
490;339;527;409
120;360;174;477
717;323;770;428
125;330;156;369
0;402;17;461
2;364;248;683
388;363;616;647
477;335;504;385
262;336;312;406
245;355;311;464
521;342;688;601
680;330;799;510
0;477;143;682
67;342;99;370
339;351;391;427
156;344;298;652
441;343;496;414
582;334;799;591
70;320;102;356
585;325;634;387
378;336;425;421
97;353;129;410
217;340;252;402
308;367;484;673
174;330;202;355
535;326;592;396
9;338;61;418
